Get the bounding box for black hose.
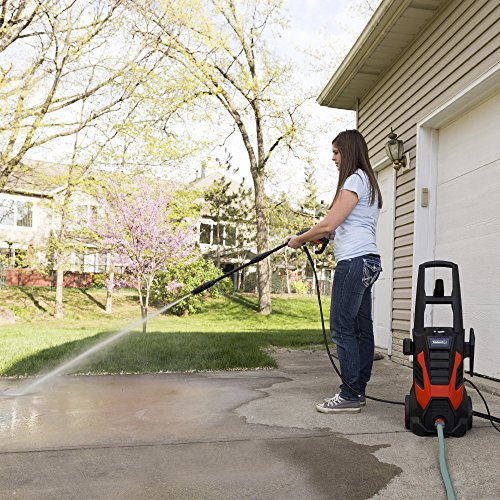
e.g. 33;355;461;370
303;246;404;406
466;379;500;432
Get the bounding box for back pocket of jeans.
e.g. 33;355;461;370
362;258;382;287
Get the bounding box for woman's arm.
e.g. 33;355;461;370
288;189;358;249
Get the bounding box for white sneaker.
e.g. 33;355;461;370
324;394;366;406
316;394;361;413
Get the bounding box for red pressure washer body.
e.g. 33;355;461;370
403;261;475;437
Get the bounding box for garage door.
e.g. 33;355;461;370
435;91;500;379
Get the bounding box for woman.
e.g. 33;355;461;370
288;129;382;414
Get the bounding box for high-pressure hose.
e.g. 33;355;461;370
302;245;404;406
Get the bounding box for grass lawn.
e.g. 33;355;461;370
0;287;330;377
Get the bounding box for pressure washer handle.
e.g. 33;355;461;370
414;260;463;332
297;228;329;255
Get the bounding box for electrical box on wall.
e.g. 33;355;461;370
421;187;429;207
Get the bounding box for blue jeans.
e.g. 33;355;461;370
330;255;382;400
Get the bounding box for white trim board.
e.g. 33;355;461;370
412;62;500;329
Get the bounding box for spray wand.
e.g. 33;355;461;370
190;230;329;296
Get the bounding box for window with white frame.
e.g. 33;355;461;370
199;222;212;244
199;220;238;247
75;204;98;226
0;197;33;228
72;251;108;273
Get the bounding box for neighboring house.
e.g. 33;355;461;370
0;160;257;282
192;169;244;256
318;0;499;379
0;160;107;273
191;168;257;289
0;160;62;262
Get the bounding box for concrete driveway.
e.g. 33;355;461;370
1;350;499;499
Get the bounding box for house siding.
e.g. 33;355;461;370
357;0;500;364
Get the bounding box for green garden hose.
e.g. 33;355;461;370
435;420;456;500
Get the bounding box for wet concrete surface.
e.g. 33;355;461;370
0;350;499;499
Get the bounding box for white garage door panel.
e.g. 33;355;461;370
435;92;500;379
436;234;500;306
463;306;499;376
436;160;500;245
437;92;500;185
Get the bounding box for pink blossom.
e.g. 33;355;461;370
165;280;182;292
90;176;198;328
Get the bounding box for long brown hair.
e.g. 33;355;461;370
330;129;382;209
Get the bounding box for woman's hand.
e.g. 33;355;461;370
287;235;303;249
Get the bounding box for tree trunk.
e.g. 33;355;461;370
284;248;291;294
141;305;148;334
216;222;221;268
54;261;64;319
252;170;272;314
106;268;114;314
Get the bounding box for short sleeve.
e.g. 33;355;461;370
342;172;365;198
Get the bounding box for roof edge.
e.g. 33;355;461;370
317;0;413;109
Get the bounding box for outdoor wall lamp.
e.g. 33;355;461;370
385;130;407;171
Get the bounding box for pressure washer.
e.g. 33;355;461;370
403;261;474;437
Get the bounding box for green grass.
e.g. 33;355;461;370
0;287;330;376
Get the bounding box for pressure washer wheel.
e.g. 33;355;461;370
405;395;410;429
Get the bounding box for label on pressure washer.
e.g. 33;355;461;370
428;337;450;349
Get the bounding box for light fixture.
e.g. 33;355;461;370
385;130;407;170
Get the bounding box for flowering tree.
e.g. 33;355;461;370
92;176;197;332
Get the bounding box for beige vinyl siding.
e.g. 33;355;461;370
357;0;500;360
360;0;499;162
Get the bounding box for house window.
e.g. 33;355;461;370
200;223;212;244
199;221;239;247
17;201;33;227
76;204;98;226
225;225;236;246
212;224;224;246
0;198;33;228
0;199;14;225
72;252;84;272
96;253;107;273
80;252;107;273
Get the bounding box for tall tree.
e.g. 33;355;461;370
133;0;308;314
203;177;238;268
0;0;163;188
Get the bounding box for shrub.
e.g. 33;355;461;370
151;257;231;316
91;273;106;288
291;280;308;294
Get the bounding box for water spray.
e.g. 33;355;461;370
6;293;191;397
3;229;499;500
6;230;327;397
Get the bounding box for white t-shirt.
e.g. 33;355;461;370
333;169;380;262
